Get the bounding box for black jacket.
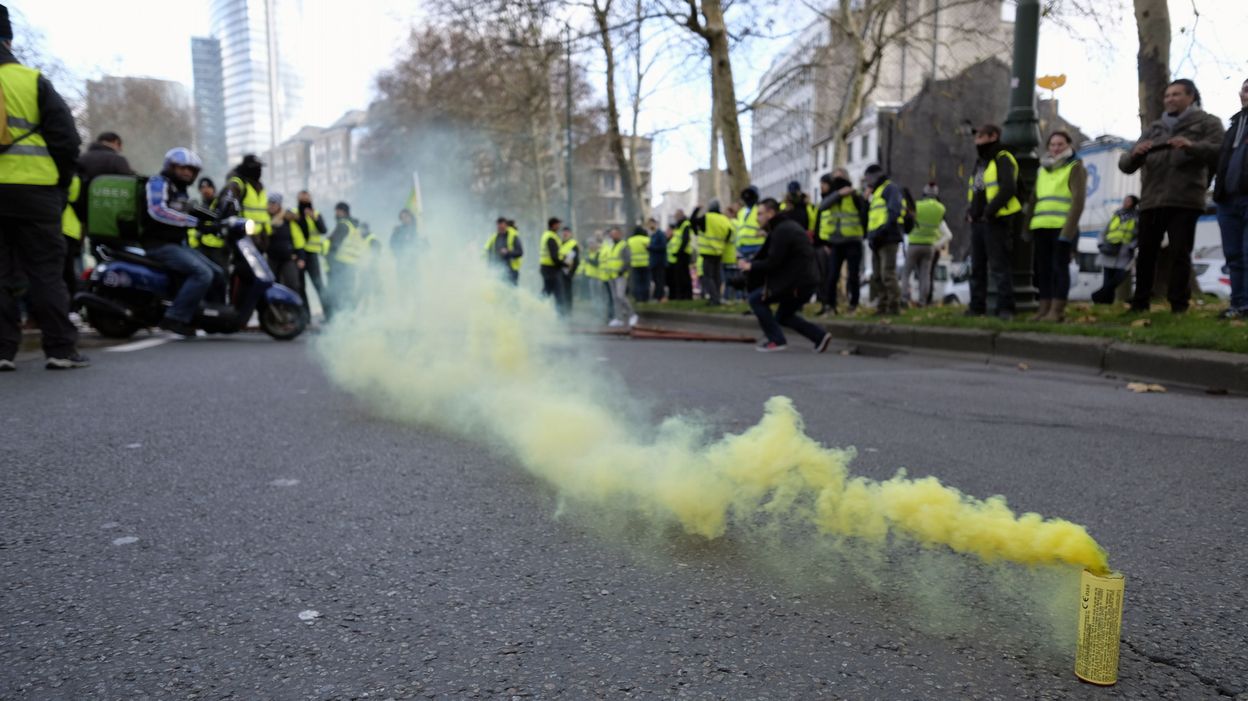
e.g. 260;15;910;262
749;218;819;299
77;143;135;185
1214;109;1248;203
0;46;82;217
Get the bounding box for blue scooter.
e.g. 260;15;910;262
75;194;307;340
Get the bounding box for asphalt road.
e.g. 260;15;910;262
2;327;1245;700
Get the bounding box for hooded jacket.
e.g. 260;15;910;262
1214;108;1248;203
748;217;819;299
1118;106;1224;211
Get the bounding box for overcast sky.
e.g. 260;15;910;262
9;0;1245;202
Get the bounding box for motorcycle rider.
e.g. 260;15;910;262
141;147;224;336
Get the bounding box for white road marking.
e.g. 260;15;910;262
106;337;174;353
125;443;142;449
298;609;321;622
270;478;300;487
112;536;139;546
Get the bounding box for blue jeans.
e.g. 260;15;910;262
748;286;825;346
1032;228;1073;300
1217;195;1248;310
145;243;223;323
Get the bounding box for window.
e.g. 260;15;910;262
602;172;616;192
860;135;869;160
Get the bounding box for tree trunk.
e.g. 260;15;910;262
1133;0;1170;131
700;0;750;198
594;0;639;230
709;84;721;203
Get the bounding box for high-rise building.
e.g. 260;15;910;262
207;0;305;167
191;37;228;180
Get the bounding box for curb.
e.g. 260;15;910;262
640;310;1248;393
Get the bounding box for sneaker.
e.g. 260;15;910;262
756;341;788;353
1218;308;1246;320
628;314;639;327
45;353;90;370
607;319;625;328
159;318;196;336
814;333;833;354
0;359;15;372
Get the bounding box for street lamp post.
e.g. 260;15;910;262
1001;0;1041;312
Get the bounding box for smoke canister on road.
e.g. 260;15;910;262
1075;569;1126;685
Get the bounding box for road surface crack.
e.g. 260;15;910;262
1121;640;1238;697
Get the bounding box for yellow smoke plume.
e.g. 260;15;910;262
314;240;1109;577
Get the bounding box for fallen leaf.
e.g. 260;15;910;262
1130;318;1152;328
1126;382;1166;393
1230;320;1246;328
1017;362;1030;371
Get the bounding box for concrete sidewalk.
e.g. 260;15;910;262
641;310;1248;394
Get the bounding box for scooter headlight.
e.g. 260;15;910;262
244;219;256;236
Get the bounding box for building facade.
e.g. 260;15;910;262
651;168;732;230
572;135;653;238
751;0;1014;197
207;0;305;166
263;111;368;203
85;76;194;176
191;37;228;181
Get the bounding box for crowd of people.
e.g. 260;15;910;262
484;76;1248;352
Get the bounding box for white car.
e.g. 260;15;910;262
1193;258;1231;300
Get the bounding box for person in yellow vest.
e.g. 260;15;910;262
484;216;523;285
539;217;564;305
665;210;693;300
1092;195;1141;304
901;183;952;308
966;123;1022;319
558;226;579;315
863;164;905;316
626;225;651;302
1028;131;1087;322
327;201;374;312
61;174;83;300
0;9;89;370
219;154;270;241
695;202;733;306
189;176;230;303
813;169;868;315
293;190;328;318
601;226;636;327
779;181;818;232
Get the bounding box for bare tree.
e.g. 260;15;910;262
86;77;194;174
1132;0;1170;129
588;0;642;229
664;0;750;196
796;0;1000;169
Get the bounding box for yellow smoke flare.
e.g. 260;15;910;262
314;243;1109;577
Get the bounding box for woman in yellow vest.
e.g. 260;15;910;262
1028;131;1086;322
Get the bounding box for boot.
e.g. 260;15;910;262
1030;299;1051;321
1044;299;1067;323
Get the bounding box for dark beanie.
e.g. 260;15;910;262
335;201;350;214
1;5;13;41
787;181;801;194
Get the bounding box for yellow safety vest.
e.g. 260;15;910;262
627;234;650;268
62;175;82;240
734;206;763;249
1029;159;1076;230
484;229;522;271
779;200;818;230
539;229;561;266
286;211;309;251
333;219;373;266
867;180;904;232
228;176;271;235
910;198;946;245
817;197;864;241
600;239;627;278
698;212;733;257
558;238;579;267
582;249;600;279
189;196;225;250
300;209;324;253
1105;213;1137;245
667;220;691;264
967;149;1022;217
0;64;58;186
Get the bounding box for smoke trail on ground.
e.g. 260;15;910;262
311;214;1109;582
